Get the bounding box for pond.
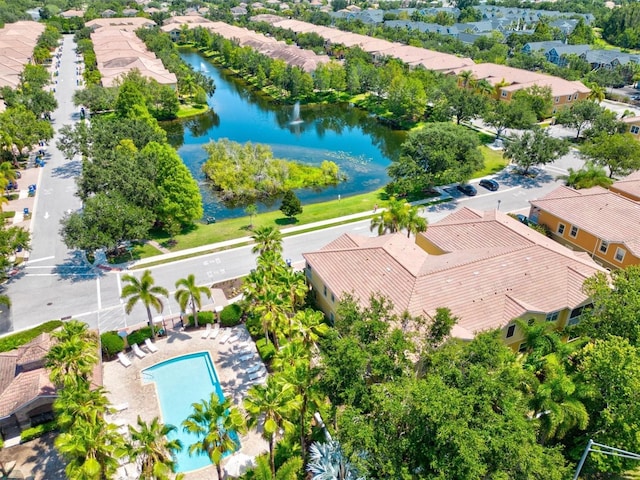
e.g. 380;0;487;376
163;50;406;220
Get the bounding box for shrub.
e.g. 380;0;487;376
220;304;242;327
256;338;276;362
187;311;214;327
127;328;152;346
245;312;262;338
21;421;57;443
100;331;124;357
0;320;63;353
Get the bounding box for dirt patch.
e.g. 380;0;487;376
0;432;66;480
211;277;243;298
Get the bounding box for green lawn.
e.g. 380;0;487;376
176;104;209;118
107;242;163;264
150;189;390;252
476;146;507;177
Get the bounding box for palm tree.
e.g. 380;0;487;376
560;163;613;190
121;270;169;335
174;274;212;328
254;288;288;349
244;377;300;477
54;383;111;431
251;226;283;256
403;204;427;238
182;393;246;480
587;83;606;103
55;419;124;480
128;416;183;480
46;320;98;387
289;309;328;351
245;203;258;230
369;197;408;235
458;70;475;89
475;78;494;97
307;441;364;480
248;455;303;480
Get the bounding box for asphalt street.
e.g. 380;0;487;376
1;35;587;335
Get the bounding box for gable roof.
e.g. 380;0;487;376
0;21;45;88
304;208;604;338
531;185;640;255
610;170;640;200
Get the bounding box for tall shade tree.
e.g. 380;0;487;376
175;274;212;328
127;416;183;480
503;127;569;175
182;393;246;480
554;99;605;139
580;132;640;178
46;320;98;387
251;225;283;256
121;270;169;335
244;377;300;477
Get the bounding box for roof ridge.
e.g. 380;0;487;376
418;244;530;276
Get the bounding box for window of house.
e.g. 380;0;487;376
567;95;572;101
615;247;626;262
329;312;334;324
305;264;312;278
599;240;609;254
323;285;327;297
554;96;559;103
546;311;559;322
570;225;578;238
331;293;335;303
632;126;640;134
574;93;578;100
519;342;528;353
506;324;516;338
501;90;507;97
568;304;592;326
557;223;565;235
527;318;535;326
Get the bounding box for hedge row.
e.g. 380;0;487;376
21;421;57;443
220;304;242;327
187;311;215;327
127;326;153;346
0;320;63;353
256;338;276;362
100;331;125;356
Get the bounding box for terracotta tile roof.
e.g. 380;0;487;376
0;370;56;418
0;21;45;88
531;185;640;255
304;210;605;339
611;170;640;200
86;17;156;31
450;63;590;98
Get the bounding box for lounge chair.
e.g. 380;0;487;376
249;369;267;381
144;338;158;353
219;329;232;344
201;323;212;339
227;333;240;344
117;352;132;368
210;323;220;339
239;353;255;362
246;363;262;374
132;344;146;359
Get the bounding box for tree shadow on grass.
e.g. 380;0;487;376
274;217;298;226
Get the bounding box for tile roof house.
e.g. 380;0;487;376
91;23;177;87
0;21;45;89
450;63;590;109
622;115;640;138
0;331;103;437
304;208;604;350
610;170;640;202
529;185;640;270
61;9;85;18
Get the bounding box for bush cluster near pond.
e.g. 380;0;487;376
202;138;344;202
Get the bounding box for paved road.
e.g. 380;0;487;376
0;36;586;334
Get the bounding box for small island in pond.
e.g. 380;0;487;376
202;138;346;202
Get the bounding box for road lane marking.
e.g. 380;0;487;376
26;256;55;264
96;277;102;311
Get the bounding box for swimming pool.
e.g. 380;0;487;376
142;351;239;472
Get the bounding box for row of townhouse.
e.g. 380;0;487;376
0;21;45;90
303;176;640;351
252;15;590;106
522;40;640;70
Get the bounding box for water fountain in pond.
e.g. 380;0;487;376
290;101;303;125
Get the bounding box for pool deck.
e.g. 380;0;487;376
103;323;269;480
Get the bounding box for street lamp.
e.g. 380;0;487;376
497;199;501;211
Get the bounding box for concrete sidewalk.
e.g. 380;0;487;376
130;191;452;269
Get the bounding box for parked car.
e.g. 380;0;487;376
457;184;477;196
515;214;529;225
479;179;499;191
